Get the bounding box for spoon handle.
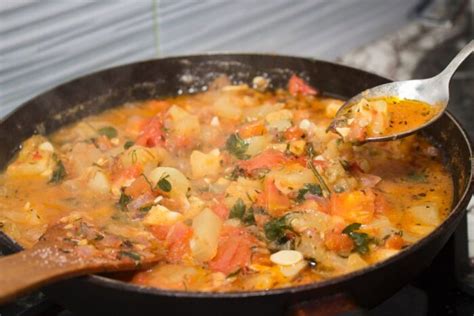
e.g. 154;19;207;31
0;246;91;304
436;40;474;80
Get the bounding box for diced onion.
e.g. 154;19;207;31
190;208;222;262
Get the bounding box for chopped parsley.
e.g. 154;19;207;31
118;190;132;211
97;126;118;139
229;198;246;219
49;160;67;184
264;215;293;243
225;133;249;160
119;250;141;262
406;171;427;183
342;223;372;255
124;140;135;150
139;205;153;213
296;183;322;203
156;174;172;192
229;199;256;225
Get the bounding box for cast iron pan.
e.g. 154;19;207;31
0;54;472;316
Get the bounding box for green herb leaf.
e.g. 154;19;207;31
406;171;427;183
49;160;67;184
226;166;245;180
139;205;153;213
243;207;256;225
229;198;246;219
225;133;250;160
342;223;371;254
119;250;141;262
227;268;241;278
98;126;118;139
296;183;322;203
118;190;132;211
264;215;292;242
156;174;172;192
124;140;135;150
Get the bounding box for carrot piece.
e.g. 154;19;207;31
284;126;305;141
330;189;375;224
385;235;404;250
208;226;256;275
238;149;288;172
237;121;266;139
257;178;291;217
288;74;318;96
324;230;354;253
124;176;152;198
166;222;193;263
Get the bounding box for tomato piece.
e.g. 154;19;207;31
324;230;354;253
149;225;170;240
330;189;375;224
208;226;256;275
166;222;193;263
284;126;305;141
136;114;165;147
113;164;143;182
212;202;230;220
257;178;291;217
239;149;288;172
288;74;318;96
385;235;404;250
124;176;152;198
237;121;266;139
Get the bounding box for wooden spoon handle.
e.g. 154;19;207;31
0;247;94;304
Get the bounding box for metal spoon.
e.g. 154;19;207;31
329;40;474;142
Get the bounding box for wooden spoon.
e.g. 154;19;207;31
0;217;164;304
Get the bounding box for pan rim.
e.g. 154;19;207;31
0;53;472;299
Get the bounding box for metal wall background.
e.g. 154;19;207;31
0;0;418;118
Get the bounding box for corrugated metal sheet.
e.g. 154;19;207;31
0;1;418;118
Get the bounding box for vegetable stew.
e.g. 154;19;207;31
0;75;452;292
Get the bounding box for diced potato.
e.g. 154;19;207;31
190;208;222;262
347;253;368;271
120;145;165;169
183;196;206;219
149;167;190;199
323;99;344;118
6;136;56;179
246;135;272;156
174;115;201;138
406;203;440;226
87;168;110;194
370;249;399;262
167;105;201;138
244;103;284;120
213;95;242;120
143;205;183;226
190;149;221;179
225;177;262;207
290;211;332;233
268;163;316;194
289;140;306;156
404;203;440;236
265;109;293;132
167;105;190;121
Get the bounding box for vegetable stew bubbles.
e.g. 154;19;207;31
0;74;452;291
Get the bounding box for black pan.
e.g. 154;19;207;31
0;54;472;316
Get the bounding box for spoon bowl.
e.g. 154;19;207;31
329;40;474;142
